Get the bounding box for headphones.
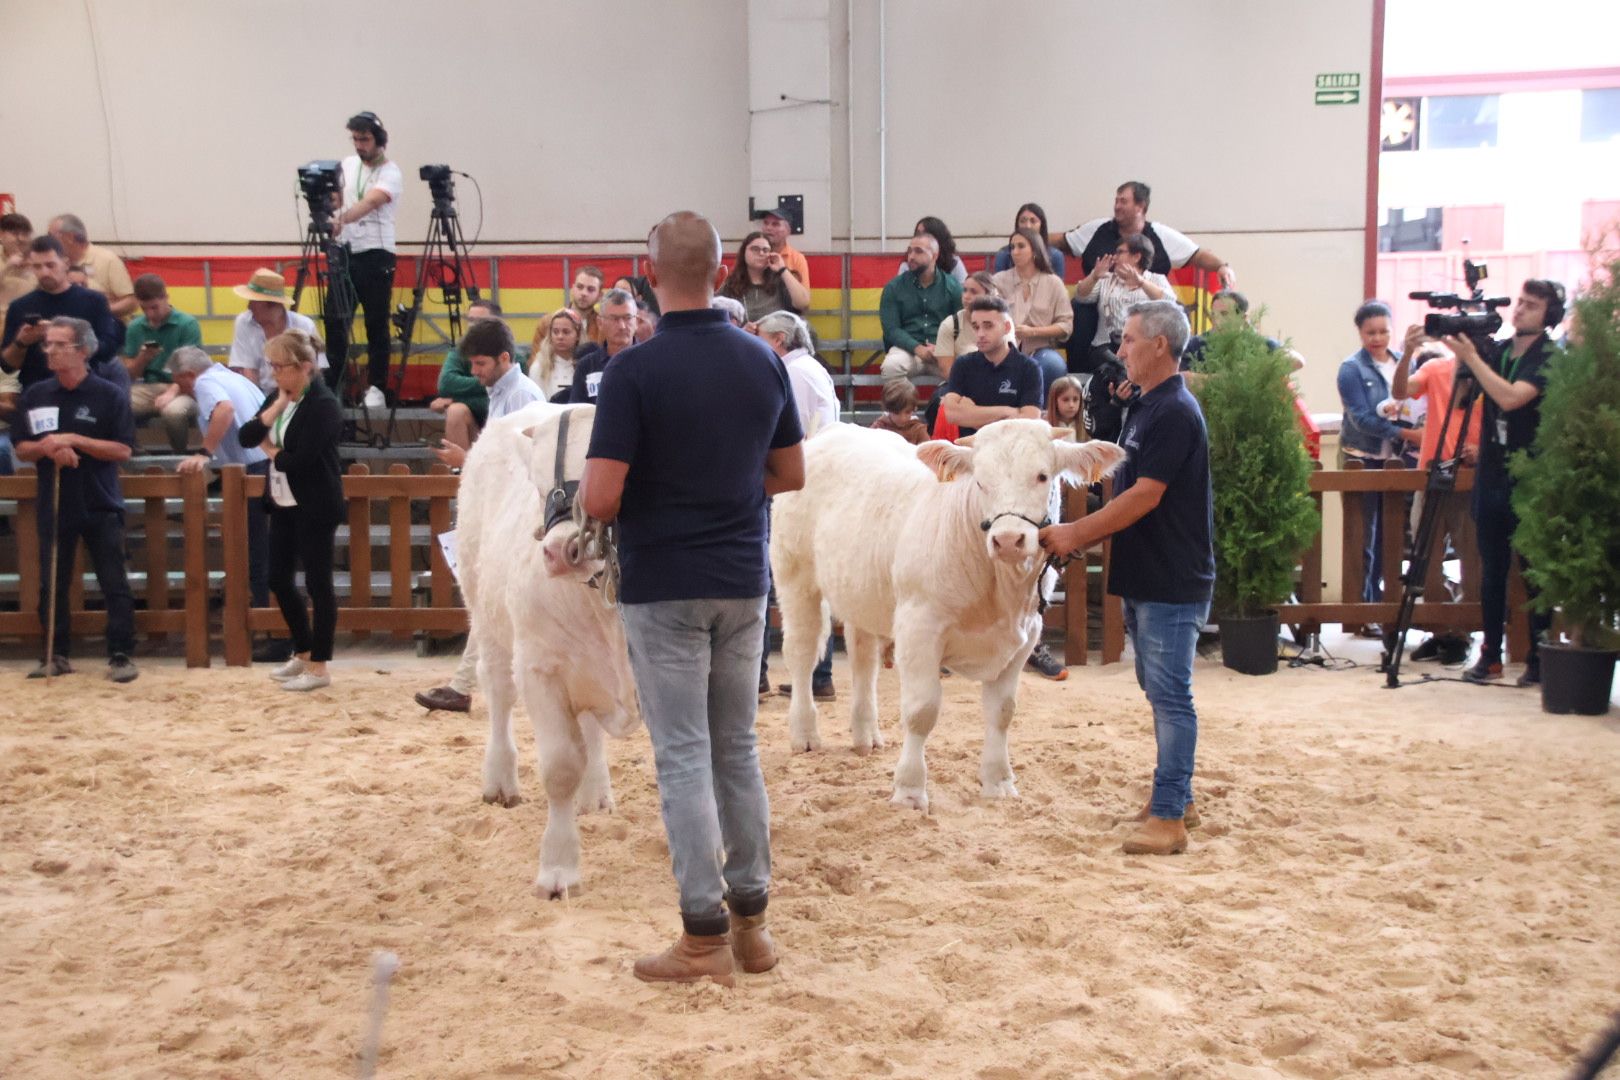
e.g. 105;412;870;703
1526;279;1566;328
347;111;388;149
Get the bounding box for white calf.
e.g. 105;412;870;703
457;402;640;897
770;420;1123;811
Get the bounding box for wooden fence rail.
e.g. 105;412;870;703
2;464;1526;668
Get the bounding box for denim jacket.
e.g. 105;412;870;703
1337;348;1403;456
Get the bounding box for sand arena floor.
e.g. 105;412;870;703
2;640;1618;1079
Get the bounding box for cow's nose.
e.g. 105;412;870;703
991;531;1027;554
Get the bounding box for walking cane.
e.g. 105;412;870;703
43;464;62;685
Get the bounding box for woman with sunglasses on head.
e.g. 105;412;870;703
239;329;344;691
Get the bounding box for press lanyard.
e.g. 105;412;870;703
355;163;373;201
1503;342;1529;384
272;389;303;446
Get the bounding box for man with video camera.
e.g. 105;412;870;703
327;111;402;408
1436;278;1564;687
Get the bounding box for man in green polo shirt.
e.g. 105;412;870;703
122;273;201;451
879;233;962;384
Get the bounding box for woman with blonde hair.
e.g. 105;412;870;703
529;307;588;401
239;328;344;691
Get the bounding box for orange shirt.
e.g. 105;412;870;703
779;244;811;291
1408;356;1483;469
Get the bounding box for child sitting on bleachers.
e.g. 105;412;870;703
1045;375;1087;440
870;378;930;445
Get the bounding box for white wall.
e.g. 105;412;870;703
0;0;1377;408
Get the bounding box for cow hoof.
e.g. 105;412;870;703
890;787;929;812
789;730;823;754
980;779;1020;799
534;867;581;900
850;730;884;756
575;791;616;815
482;789;522;808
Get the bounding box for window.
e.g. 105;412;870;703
1424;94;1499;149
1379;207;1442;252
1581;87;1620;143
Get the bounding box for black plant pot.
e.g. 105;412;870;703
1540;642;1618;716
1221;611;1280;676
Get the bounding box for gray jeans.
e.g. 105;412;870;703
620;595;772;934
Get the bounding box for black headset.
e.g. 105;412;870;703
1526;278;1566;327
347;110;388;149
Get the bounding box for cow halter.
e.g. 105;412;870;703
979;510;1051;533
540;409;619;606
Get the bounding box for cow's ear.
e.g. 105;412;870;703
1053;439;1127;485
917;439;973;482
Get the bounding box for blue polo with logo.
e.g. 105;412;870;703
13;371;137;519
941;347;1042;436
1107;373;1214;604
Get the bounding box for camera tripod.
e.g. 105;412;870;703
290;221;355;331
1380;361;1482;688
358;187;481;450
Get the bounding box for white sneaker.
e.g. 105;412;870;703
269;657;307;682
362;385;386;409
280;671;331;692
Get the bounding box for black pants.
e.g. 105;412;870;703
246;460;271;608
1472;480;1551;667
324;247;396;393
268;506;339;662
37;509;135;660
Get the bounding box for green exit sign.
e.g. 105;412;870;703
1316;72;1361;90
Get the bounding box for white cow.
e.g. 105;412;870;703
770;419;1124;811
457;401;640;897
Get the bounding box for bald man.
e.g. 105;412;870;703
582;211;805;987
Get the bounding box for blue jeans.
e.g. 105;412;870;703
0;432;14;476
1123;598;1210;820
621;596;772;935
1030;348;1067;397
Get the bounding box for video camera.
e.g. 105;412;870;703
298;160;342;235
419;164;457;216
1410;259;1508;341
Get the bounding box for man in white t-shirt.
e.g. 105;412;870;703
227;268;330;394
1053;181;1235;287
327;111;403;408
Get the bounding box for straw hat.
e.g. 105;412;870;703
232;267;293;307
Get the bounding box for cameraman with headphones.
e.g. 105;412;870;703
1441;278;1565;687
329;111;403;408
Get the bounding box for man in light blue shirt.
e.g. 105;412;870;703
167;346;279;656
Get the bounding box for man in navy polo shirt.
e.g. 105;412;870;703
1;236;124;391
939;295;1043;437
1039;300;1213;856
13;316;139;682
582;211;805;987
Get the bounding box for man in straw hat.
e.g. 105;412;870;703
228;268;329;394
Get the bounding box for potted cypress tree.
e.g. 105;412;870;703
1510;256;1620;715
1191;319;1320;674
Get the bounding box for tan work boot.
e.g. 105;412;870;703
632;933;735;987
730;912;778;974
1135;798;1200;829
1122;816;1189;855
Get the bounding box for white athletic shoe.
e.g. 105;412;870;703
362;385;386;409
269;657;307;682
280;672;331;693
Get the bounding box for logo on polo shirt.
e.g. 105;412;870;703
998;379;1013;395
75;405;96;423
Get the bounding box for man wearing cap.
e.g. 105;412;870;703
755;208;811;291
228;268;330;394
328;112;403;408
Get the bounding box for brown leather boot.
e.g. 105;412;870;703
632;933;735;987
1122;816;1189;855
729;912;778;974
1135;798;1199;829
